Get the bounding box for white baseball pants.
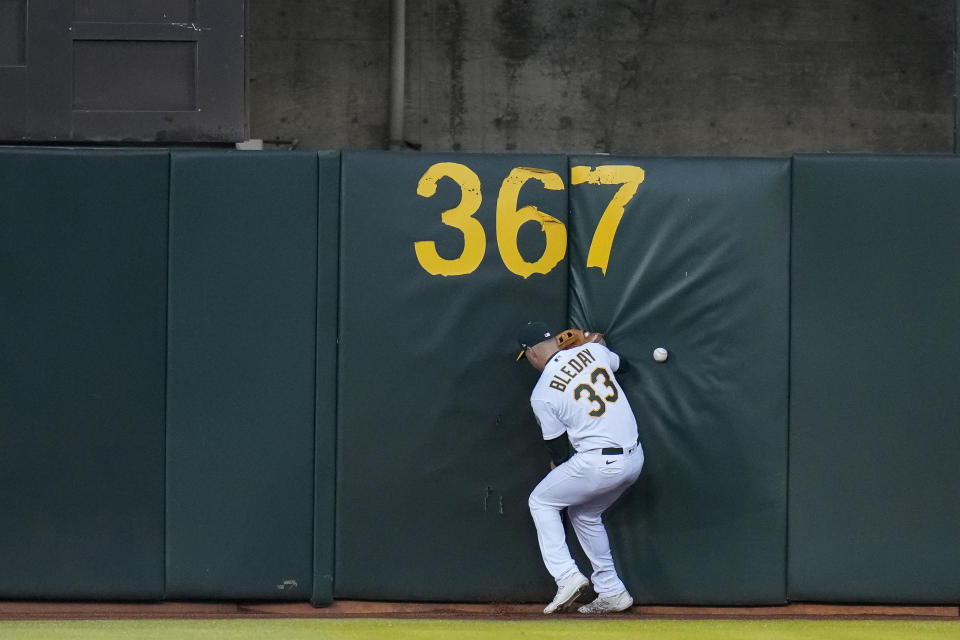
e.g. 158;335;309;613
528;444;644;597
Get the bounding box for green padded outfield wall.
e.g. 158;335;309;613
567;157;790;604
0;149;168;598
6;149;958;605
166;152;322;599
336;152;569;601
789;156;960;603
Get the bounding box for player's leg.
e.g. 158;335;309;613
568;448;645;600
567;484;629;597
527;456;591;582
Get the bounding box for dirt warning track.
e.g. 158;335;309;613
0;601;957;622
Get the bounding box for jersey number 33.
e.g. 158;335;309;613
573;367;619;417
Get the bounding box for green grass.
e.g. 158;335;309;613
1;618;959;640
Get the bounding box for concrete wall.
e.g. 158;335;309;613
249;0;953;155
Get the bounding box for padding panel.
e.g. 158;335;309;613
0;149;168;598
335;152;568;601
789;155;960;603
166;151;318;599
568;156;790;604
312;151;341;606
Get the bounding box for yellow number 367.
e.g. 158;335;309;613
414;162;644;278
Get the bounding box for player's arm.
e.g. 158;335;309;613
605;345;632;374
544;433;572;467
614;354;632;374
532;399;570;467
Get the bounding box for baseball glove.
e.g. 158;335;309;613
556;328;604;350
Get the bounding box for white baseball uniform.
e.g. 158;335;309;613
527;343;644;597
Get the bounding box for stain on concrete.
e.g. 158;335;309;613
494;0;540;63
493;0;543;150
438;0;466;149
575;1;659;153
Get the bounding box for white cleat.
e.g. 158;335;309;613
543;572;589;614
577;590;634;614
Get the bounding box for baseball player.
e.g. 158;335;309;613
517;321;644;614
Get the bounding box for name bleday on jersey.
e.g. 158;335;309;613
547;347;597;392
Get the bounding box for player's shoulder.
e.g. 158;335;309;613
529;383;556;412
576;341;614;359
531;368;555;397
531;356;564;396
577;342;620;371
586;340;612;353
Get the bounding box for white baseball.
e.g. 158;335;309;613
653;347;669;362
